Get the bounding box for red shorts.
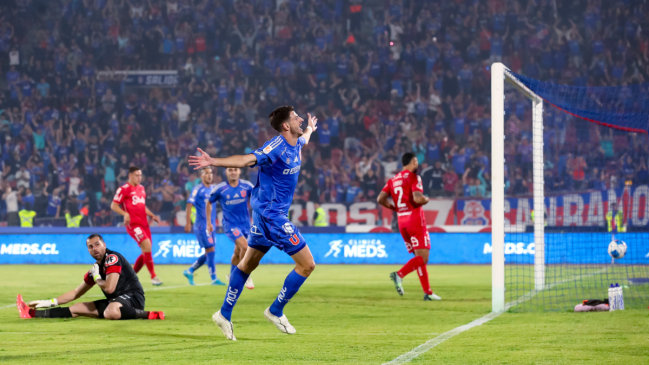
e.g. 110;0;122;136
398;213;430;254
126;225;152;245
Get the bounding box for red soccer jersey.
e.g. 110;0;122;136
382;170;425;214
113;183;149;227
383;170;426;226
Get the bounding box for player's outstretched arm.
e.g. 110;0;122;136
188;148;257;169
206;202;214;232
28;282;93;309
377;191;397;211
301;113;318;145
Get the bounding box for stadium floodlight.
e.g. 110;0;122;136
491;62;649;312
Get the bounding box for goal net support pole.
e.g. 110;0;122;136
491;62;546;312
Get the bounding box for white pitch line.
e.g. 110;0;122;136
383;268;608;365
0;282;212;310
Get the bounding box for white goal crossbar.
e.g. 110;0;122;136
491;63;545;312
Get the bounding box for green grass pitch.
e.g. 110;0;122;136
1;264;648;364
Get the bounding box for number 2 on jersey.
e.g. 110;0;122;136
394;187;406;208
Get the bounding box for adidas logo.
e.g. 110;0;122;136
234;193;239;198
294;156;298;163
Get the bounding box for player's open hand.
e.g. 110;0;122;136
188;148;212;170
307;113;318;132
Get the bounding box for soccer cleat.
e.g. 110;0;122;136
390;272;404;296
263;307;296;335
151;277;163;286
148;311;165;320
424;293;442;301
212;279;226;286
226;274;230;281
16;295;33;319
212;310;236;341
183;270;195;285
245;277;255;290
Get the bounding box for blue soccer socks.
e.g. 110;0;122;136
269;270;308;317
230;264;237;275
220;267;250;321
206;251;217;282
188;254;207;274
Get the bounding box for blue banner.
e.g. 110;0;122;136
0;233;646;265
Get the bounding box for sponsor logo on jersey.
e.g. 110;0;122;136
255;150;262;155
282;165;301;175
153;239;205;258
393;180;403;187
294;156;298;163
324;239;388;259
132;195;146;205
226;195;230;199
105;254;119;266
225;198;246;205
234;193;239;198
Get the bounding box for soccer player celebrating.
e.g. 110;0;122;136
377;153;442;301
17;234;164;320
183;167;226;286
206;167;255;289
189;106;317;341
111;166;163;286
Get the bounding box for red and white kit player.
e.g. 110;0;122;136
378;153;441;301
111;166;163;286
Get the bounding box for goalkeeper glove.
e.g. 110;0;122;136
29;298;58;308
90;263;101;282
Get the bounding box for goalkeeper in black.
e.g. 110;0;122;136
17;234;164;320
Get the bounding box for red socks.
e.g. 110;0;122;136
417;264;433;295
133;253;156;278
397;255;433;295
133;254;144;273
397;255;424;278
143;251;156;279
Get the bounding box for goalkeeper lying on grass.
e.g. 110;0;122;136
17;234;164;320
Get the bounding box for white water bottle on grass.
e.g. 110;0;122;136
608;284;617;311
616;284;625;310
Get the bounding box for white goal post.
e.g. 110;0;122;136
491;63;545;312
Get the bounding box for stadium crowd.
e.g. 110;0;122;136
1;0;649;226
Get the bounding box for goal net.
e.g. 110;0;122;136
491;63;649;312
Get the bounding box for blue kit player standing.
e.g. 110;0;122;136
183;167;226;286
189;105;318;341
206;167;255;290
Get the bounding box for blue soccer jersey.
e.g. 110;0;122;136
209;179;253;237
247;135;307;255
188;183;217;249
251;135;304;218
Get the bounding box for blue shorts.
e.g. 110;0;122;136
195;227;216;249
248;211;306;256
224;225;250;243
